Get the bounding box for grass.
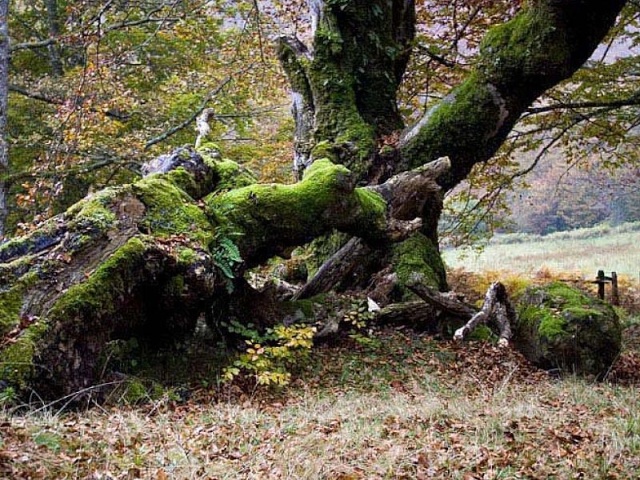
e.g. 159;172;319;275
1;329;640;479
444;222;640;279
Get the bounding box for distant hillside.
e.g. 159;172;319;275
505;152;640;235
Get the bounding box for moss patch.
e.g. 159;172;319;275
0;317;49;389
514;282;621;378
49;237;148;321
133;176;213;245
479;4;570;88
207;159;388;264
0;288;23;336
210;158;256;191
66;187;121;232
392;233;447;297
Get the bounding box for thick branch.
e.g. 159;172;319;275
399;0;627;190
453;282;514;345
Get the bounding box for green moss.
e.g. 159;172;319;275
353;188;385;218
0;288;22;336
479;4;570;87
66;187;120;232
404;73;501;170
165;167;198;196
310;141;338;163
468;325;497;342
212;158;256;191
133;176;213;245
207;159;388;263
304;231;350;278
392;233;447;295
308;49;376;168
0;269;42;337
0;318;49;389
537;308;568;339
176;247;198;265
514;282;622;377
545;282;588;307
49;237;148;321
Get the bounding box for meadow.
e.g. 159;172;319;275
443;222;640;281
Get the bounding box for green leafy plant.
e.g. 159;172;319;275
343;300;379;348
213;237;242;278
222;321;315;386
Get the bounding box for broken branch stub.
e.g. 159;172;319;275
408;281;514;345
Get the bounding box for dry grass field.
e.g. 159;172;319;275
443;223;640;281
1;327;640;479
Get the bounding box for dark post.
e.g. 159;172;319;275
611;271;619;306
596;270;606;301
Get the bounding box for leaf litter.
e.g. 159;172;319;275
0;326;639;479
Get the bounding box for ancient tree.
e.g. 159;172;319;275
0;0;628;399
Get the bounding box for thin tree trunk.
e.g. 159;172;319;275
0;0;9;238
44;0;63;76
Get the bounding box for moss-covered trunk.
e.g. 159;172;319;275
0;0;629;400
0;146;447;399
279;0;627;298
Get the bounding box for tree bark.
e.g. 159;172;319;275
279;0;627;299
44;0;63;76
278;0;416;178
408;281;515;344
398;0;628;190
0;0;9;238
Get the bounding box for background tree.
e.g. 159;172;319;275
0;0;8;237
4;0;290;233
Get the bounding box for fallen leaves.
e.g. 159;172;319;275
0;327;639;479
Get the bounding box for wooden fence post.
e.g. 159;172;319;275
596;270;606;301
611;271;619;306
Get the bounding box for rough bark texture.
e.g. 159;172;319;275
398;0;628;189
452;282;514;345
0;0;9;238
278;0;416;178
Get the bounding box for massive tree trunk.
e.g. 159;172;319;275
0;147;445;398
0;0;629;399
278;0;627;298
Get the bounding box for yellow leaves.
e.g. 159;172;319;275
222;324;315;387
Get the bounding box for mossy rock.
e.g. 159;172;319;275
514;282;621;378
